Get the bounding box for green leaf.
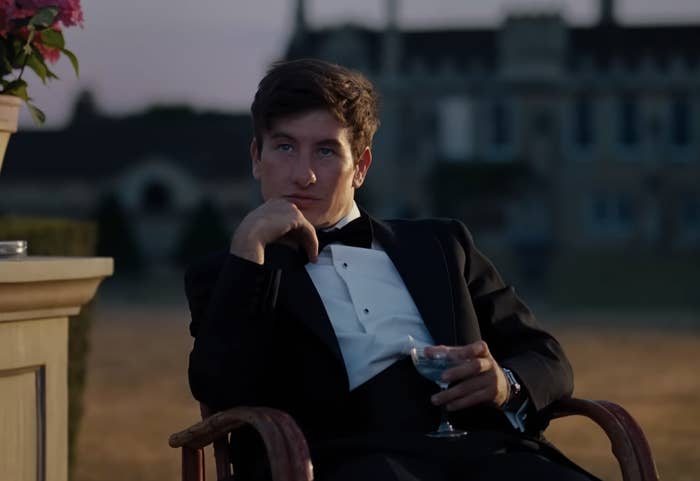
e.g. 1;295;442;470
3;80;30;101
26;101;46;126
29;7;59;28
10;38;27;68
0;56;13;76
26;53;49;83
39;29;65;49
61;48;80;77
0;41;10;76
45;64;59;80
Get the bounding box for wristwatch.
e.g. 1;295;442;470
501;367;522;408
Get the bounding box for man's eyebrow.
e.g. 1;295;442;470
268;131;294;140
316;138;343;147
268;132;343;148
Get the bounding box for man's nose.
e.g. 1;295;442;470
291;153;317;187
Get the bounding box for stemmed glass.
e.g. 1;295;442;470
408;337;468;438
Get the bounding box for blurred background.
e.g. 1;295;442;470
0;0;698;480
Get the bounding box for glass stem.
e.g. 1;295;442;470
438;387;453;432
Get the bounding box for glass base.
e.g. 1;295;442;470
426;429;469;438
426;420;468;438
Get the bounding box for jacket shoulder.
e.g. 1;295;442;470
384;217;474;242
184;249;229;291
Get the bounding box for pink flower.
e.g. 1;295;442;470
0;0;83;125
15;0;83;27
0;0;16;36
35;43;60;62
34;27;62;63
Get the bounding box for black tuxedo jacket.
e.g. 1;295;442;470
185;214;575;472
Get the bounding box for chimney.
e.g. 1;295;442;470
382;0;400;75
294;0;307;38
600;0;616;26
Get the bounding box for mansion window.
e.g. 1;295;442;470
618;95;639;146
490;100;511;146
573;94;594;147
589;193;634;235
682;195;699;228
437;96;474;160
671;93;691;147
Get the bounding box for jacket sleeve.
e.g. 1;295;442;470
186;252;281;411
452;219;574;414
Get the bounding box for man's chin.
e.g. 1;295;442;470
307;214;337;230
297;205;346;229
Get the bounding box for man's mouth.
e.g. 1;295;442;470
284;195;319;207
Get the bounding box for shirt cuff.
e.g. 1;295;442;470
503;398;529;432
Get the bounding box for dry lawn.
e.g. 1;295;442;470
73;303;700;481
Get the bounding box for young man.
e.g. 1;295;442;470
186;59;595;481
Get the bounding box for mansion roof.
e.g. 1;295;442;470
1;108;253;182
286;23;700;74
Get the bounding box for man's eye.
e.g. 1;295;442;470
319;147;335;157
276;144;293;152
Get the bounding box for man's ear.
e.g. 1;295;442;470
250;137;261;180
352;147;372;188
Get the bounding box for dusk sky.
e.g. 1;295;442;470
19;0;700;128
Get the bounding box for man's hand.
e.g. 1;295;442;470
427;340;510;411
230;199;319;265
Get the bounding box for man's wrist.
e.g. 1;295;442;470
500;367;523;410
230;230;265;264
230;243;265;265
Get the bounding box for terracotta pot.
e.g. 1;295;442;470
0;94;21;173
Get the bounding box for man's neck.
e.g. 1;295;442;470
323;202;361;231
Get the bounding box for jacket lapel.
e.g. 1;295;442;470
264;244;346;367
370;216;457;346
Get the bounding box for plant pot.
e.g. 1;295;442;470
0;94;21;173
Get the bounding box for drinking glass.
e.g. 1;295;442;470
409;341;468;438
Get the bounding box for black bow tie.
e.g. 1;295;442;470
316;216;372;251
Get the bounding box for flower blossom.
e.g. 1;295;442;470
15;0;84;28
0;0;16;36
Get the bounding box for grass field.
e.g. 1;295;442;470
72;302;699;481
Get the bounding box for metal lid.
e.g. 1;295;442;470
0;240;28;257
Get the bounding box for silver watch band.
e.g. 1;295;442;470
501;367;521;405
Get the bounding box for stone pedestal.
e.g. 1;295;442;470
0;257;113;481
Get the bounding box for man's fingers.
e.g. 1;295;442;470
431;375;490;406
287;202;318;262
446;386;496;411
449;340;490;361
442;357;491;383
424;341;489;362
296;219;319;262
431;373;500;411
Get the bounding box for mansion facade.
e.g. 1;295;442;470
286;0;700;253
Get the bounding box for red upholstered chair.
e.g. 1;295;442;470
169;397;660;481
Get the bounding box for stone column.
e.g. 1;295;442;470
0;257;113;481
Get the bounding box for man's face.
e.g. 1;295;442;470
251;109;372;228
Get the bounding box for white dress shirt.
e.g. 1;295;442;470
305;203;434;389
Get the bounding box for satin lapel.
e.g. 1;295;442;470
265;244;346;367
370;216;457;346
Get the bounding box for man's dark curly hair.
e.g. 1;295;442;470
251;58;380;162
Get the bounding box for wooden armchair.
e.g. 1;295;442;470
169;398;660;481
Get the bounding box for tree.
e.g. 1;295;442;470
174;199;230;266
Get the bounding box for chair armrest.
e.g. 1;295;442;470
169;406;313;481
548;397;659;481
